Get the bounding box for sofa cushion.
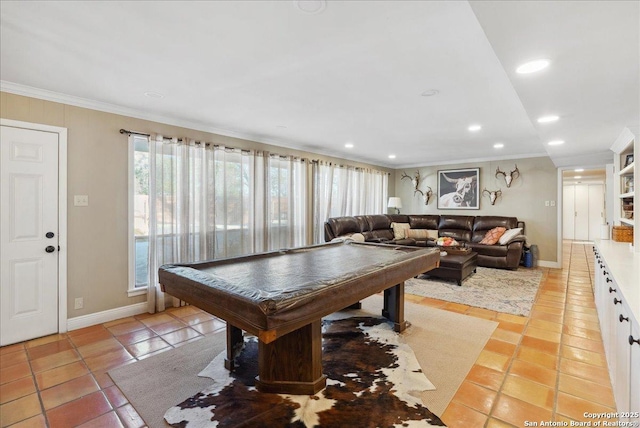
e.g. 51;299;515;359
327;217;361;237
438;215;474;242
365;214;391;231
498;227;523;245
466;242;509;257
479;227;506;245
408;215;440;230
391;222;411;240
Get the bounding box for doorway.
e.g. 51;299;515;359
0;119;67;346
562;168;606;242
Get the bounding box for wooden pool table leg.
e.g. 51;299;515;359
382;282;409;332
256;320;327;395
224;324;243;371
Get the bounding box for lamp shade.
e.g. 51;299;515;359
387;197;402;209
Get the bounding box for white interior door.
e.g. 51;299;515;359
574;184;590;240
1;125;60;346
563;185;575;239
588;184;604;240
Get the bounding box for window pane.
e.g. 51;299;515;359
133;137;149;288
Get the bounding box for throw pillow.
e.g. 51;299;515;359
480;227;506;245
332;233;365;243
391;222;411;240
406;229;429;239
426;229;439;239
498;227;523;245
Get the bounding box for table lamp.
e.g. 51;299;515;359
388;197;402;214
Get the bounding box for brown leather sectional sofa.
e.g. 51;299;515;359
324;214;526;270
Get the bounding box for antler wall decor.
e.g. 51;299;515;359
401;171;424;196
423;186;433;205
482;188;502;205
495;165;520;188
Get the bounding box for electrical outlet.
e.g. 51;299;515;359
74;195;89;206
550;200;556;207
545;201;550;207
74;297;83;310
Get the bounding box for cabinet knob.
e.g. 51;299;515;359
613;298;622;305
619;314;629;323
605;277;612;283
609;287;617;293
602;270;608;276
630;336;640;346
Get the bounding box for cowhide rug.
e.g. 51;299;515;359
164;317;446;427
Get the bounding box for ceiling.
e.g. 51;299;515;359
1;1;638;169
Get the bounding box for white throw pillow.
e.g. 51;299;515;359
498;227;523;245
390;222;411;240
331;233;365;243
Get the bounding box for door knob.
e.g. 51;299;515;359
45;246;55;253
46;232;55;238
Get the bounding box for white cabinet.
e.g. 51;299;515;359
593;242;640;417
630;321;640;413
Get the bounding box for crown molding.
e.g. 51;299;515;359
610;127;635;154
396;151;550;169
1;81;401;169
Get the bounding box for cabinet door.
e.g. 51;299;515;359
588;184;604;240
630;321;640;412
615;303;632;416
605;281;619;379
563;185;576;239
574;185;590;240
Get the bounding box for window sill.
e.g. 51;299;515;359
128;287;148;298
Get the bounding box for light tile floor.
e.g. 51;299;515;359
0;241;615;427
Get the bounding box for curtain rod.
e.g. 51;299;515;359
119;128;184;142
119;128;279;156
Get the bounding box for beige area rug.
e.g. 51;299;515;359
109;295;497;428
406;267;543;317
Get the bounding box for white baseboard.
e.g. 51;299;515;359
67;302;148;331
537;260;561;269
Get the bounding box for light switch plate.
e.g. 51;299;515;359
74;195;89;206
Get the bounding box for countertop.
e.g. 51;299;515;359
594;239;640;326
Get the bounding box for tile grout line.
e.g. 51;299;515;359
551;242;574;422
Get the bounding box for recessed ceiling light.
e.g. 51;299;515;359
574;168;584;172
537;115;559;123
294;0;326;14
468;124;482;132
144;91;164;99
388;154;396;159
516;59;550;74
548;140;565;146
574;176;582;179
421;89;439;97
345;143;354;148
493;143;504;148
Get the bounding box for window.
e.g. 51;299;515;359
129;136;311;303
128;136;151;296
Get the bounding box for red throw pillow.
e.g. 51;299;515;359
480;227;506;245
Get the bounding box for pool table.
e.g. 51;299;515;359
158;241;439;394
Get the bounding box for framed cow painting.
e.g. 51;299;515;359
437;168;480;209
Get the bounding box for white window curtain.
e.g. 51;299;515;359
264;153;308;251
313;161;388;243
142;136;309;312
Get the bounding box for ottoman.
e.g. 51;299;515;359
425;251;478;286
